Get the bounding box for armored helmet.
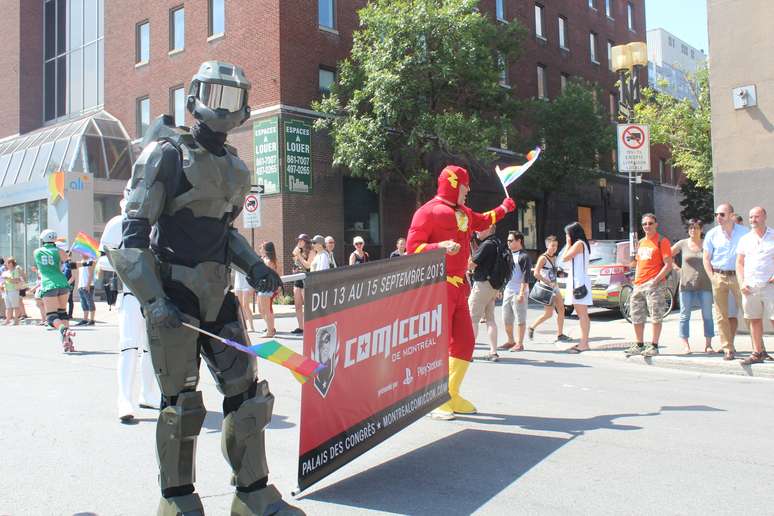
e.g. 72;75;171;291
187;61;251;133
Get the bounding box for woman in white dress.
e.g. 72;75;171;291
561;222;592;352
233;269;255;332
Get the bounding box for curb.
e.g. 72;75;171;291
583;349;774;379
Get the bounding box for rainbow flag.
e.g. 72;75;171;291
222;337;325;384
495;147;542;188
71;231;100;259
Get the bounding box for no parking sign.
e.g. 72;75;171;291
243;190;262;229
617;124;650;173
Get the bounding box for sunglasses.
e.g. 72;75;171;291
642;222;656;226
714;212;727;217
507;239;516;242
355;242;363;246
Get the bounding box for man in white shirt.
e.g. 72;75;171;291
736;206;774;365
325;236;337;268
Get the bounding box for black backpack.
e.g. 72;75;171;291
487;238;514;290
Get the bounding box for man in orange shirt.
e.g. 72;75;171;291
625;213;673;357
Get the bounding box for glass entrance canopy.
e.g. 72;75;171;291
0;111;134;187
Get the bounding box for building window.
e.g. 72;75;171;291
534;4;545;39
319;68;335;93
44;0;105;122
588;0;596;10
137;96;150;138
498;54;509;86
560;73;569;93
496;0;505;21
170;6;185;52
607;40;614;71
681;44;688;56
658;158;666;183
590;32;598;63
627;2;634;31
691;49;695;59
609;92;617;121
319;0;335;30
605;0;613;18
0;200;48;282
209;0;225;36
537;64;547;99
558;17;568;49
136;21;149;63
170;86;185;127
668;36;675;47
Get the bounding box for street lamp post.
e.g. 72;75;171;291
598;177;610;238
612;41;648;256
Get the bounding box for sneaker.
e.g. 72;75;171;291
75;320;89;326
556;334;571;342
528;327;535;340
642;344;659;357
486;352;500;362
291;328;303;334
625;343;644;357
88;320;95;326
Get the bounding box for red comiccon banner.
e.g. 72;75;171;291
297;251;450;491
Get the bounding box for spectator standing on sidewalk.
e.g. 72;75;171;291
233;269;256;332
63;251;76;319
672;219;715;354
257;241;279;338
562;222;592;353
291;234;314;334
1;257;23;325
74;255;96;326
325;236;338;268
625;214;673;357
527;235;570;344
736;207;774;365
349;236;370;265
703;203;748;360
501;231;531;352
390;237;407;259
468;224;509;361
310;235;332;271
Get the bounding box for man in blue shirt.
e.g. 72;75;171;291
703;202;749;360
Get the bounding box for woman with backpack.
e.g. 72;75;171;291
527;235;571;344
561;222;592;353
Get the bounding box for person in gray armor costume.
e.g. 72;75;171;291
108;61;303;516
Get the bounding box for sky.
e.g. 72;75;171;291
646;0;709;54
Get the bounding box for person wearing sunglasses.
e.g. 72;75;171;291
349;236;370;265
625;213;673;357
702;202;748;360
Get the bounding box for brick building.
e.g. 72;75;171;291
0;0;680;278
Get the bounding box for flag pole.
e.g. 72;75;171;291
495;166;511;199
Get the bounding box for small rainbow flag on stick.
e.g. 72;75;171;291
495;147;542;195
71;231;100;259
182;322;325;384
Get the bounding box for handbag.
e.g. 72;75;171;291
529;281;555;305
572;244;588;300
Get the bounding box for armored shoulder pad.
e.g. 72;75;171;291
142;114;195;150
124;142;173;221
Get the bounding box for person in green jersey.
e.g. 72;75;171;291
33;229;75;352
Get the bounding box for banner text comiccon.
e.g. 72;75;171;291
309;258;445;317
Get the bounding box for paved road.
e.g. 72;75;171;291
1;304;773;515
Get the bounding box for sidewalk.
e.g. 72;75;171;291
488;302;774;379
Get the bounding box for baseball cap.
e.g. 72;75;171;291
353;236;365;245
297;233;311;242
311;235;325;245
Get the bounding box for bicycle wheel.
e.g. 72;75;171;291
661;287;675;320
619;284;633;323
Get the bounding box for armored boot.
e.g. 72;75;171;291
117;347;138;421
222;381;304;515
157;492;204;516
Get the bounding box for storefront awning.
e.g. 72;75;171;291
0;111;134;188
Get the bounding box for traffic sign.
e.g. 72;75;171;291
243;193;261;229
617;124;650;173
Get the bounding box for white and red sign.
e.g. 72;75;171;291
617;123;650;173
298;251;449;491
242;193;261;229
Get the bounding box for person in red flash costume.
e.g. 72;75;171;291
407;165;515;419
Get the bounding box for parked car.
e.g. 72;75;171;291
556;240;679;316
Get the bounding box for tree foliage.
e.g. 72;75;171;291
313;0;526;201
634;66;712;188
679;178;714;225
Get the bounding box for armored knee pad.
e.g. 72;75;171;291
46;312;59;326
57;310;69;321
156;391;207;492
221;380;274;488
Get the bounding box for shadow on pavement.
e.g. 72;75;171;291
491;357;591;369
202;411;296;433
65;350;118;356
305;429;569;515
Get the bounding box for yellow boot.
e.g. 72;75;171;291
449;357;477;414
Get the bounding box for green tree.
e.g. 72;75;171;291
634;66;713;188
679;178;714;225
313;0;526;204
522;81;616;239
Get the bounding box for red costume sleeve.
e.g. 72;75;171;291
470;203;509;232
406;208;441;254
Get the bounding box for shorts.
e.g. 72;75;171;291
630;280;669;324
294;280;304;289
2;290;20;309
502;290;528;326
41;287;70;298
468;281;499;323
78;287;95;311
742;284;774;320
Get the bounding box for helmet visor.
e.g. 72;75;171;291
198;83;245;112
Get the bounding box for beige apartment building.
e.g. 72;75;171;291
708;0;774;212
